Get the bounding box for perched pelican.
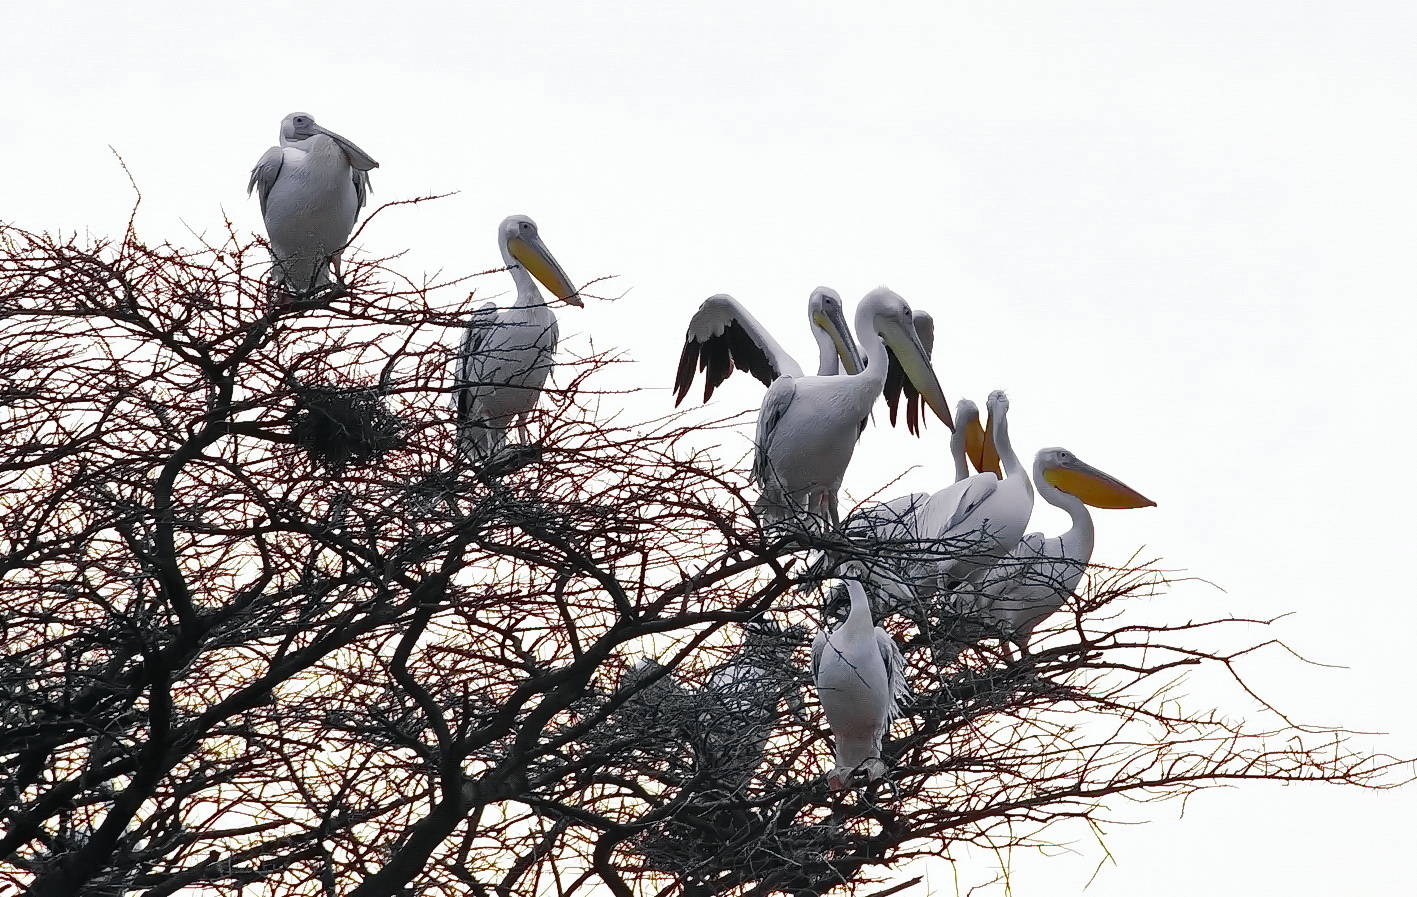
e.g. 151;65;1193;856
673;287;864;405
754;288;952;525
697;620;808;790
975;448;1155;656
831;397;992;604
916;390;1033;589
248;112;379;292
812;580;910;790
452;215;581;460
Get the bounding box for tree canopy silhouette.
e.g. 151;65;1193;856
0;218;1405;897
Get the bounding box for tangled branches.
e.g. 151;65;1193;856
0;222;1406;897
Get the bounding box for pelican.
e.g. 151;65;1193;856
248;112;379;292
452;215;581;461
915;390;1034;589
697;620;807;789
753;287;952;525
812;580;910;790
976;448;1155;656
830;397;992;604
673;287;864;405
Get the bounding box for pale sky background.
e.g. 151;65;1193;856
5;1;1416;893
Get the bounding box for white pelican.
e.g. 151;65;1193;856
976;448;1155;656
753;288;952;525
698;620;807;789
812;580;910;790
452;215;581;461
673;287;864;405
832;397;992;605
916;390;1033;589
248;112;379;292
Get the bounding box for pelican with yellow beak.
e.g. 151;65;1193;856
754;287;953;526
976;448;1155;656
673;288;864;405
452;215;582;460
248;112;379;292
828;397;994;606
915;390;1033;588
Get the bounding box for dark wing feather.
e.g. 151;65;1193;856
883;344;926;436
673;340;704;406
726;321;779;390
673;296;801;406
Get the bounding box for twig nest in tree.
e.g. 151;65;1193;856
290;381;403;473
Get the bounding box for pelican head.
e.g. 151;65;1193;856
976;390;1010;475
986;390;1009;417
807;287;864;375
1037;447;1156;509
858;287;953;430
499;215;582;307
279;112;380;171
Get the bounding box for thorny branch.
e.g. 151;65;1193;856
0;223;1408;897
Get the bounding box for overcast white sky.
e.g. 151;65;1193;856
6;1;1417;893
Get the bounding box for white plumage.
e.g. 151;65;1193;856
811;580;910;790
673;287;863;405
248;112;378;292
753;287;952;526
917;390;1034;590
452;215;581;461
974;448;1155;656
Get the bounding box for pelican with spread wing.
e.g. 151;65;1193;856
753;287;952;526
452;215;581;461
673;287;864;405
248;112;379;292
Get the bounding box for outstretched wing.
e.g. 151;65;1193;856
247;146;285;216
674;294;805;405
881;310;935;435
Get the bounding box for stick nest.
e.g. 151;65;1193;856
290;382;404;473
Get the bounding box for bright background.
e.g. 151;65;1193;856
5;1;1415;893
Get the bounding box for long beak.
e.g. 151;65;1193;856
881;318;953;430
813;306;864;375
964;414;990;474
979;413;1002;477
1043;457;1156;509
315;125;380;171
508;233;582;306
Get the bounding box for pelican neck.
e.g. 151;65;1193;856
500;239;544;308
1033;456;1095;561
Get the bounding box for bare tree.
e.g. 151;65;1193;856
0;219;1406;897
